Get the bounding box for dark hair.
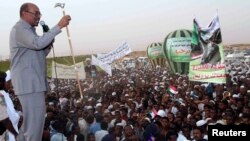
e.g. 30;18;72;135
95;114;103;123
100;121;108;130
76;134;85;141
0;71;6;90
87;133;94;139
20;3;30;17
51;120;65;133
86;115;94;124
165;130;178;140
193;126;204;134
181;124;191;131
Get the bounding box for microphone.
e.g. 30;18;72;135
40;20;54;47
40;20;49;32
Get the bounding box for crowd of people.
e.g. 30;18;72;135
1;2;250;141
2;58;250;141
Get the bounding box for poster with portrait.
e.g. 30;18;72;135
189;14;226;83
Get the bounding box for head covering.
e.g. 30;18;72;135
196;119;207;127
86;106;93;110
112;92;116;96
5;70;11;81
232;94;240;98
157;110;166;117
240;85;245;88
95;103;102;108
0;71;6;82
144;117;151;123
108;105;113;110
216;120;226;125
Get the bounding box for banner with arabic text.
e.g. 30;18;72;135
167;37;192;62
51;61;86;79
92;55;112;76
189;14;226;83
97;42;132;64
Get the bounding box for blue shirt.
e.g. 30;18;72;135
89;122;101;134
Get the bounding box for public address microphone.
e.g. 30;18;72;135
40;20;54;45
40;20;49;32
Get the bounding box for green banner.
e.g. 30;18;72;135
147;46;165;60
189;15;226;83
167;37;192;62
189;44;226;83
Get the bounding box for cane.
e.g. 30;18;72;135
54;3;83;99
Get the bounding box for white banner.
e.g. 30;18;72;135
96;53;107;58
51;61;86;79
97;42;132;64
91;55;112;76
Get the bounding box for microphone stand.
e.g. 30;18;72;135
41;21;59;97
51;44;59;96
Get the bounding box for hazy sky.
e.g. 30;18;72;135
1;0;250;59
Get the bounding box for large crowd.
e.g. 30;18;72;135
2;59;250;141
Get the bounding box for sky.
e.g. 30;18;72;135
0;0;250;60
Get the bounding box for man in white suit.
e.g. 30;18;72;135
9;2;71;141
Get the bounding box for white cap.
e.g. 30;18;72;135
196;119;207;127
180;102;186;106
96;103;102;107
108;105;113;110
240;85;245;88
216;120;226;125
5;70;11;81
232;94;240;98
209;100;215;105
178;98;184;102
112;92;116;96
144;117;151;122
162;76;167;80
97;98;102;102
157;110;166;117
86;106;93;110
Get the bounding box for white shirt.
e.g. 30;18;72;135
78;118;88;135
95;130;108;141
177;132;187;141
0;90;20;141
110;119;126;128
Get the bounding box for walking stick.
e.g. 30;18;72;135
54;3;83;98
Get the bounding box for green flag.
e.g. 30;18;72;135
191;19;199;46
191;19;203;59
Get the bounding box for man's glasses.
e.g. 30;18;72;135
25;11;42;17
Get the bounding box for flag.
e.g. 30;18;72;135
167;85;178;94
91;55;112;76
191;19;199;46
191;18;203;59
148;107;158;119
199;14;221;42
188;14;226;83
